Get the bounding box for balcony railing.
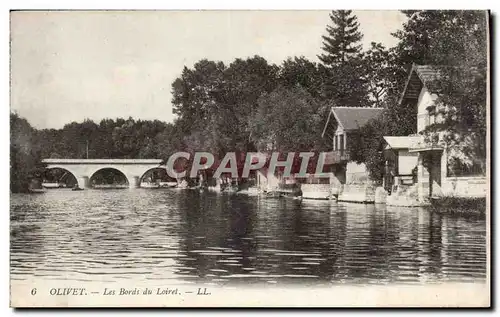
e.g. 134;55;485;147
409;139;444;152
324;150;350;165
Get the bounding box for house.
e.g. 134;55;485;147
382;136;420;192
300;106;384;201
383;64;487;204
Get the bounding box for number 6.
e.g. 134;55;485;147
31;288;37;295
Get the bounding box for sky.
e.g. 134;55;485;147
10;10;407;129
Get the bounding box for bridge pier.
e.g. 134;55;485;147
127;175;140;188
76;176;89;189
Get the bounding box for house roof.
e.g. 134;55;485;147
414;65;443;86
399;64;443;103
330;107;384;131
383;136;422;150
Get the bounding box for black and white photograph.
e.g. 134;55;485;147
9;9;490;307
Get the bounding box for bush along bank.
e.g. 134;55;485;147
429;196;486;217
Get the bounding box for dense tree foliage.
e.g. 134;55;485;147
35;117;171;159
250;86;329;152
361;43;399;108
171;56;280;157
10;113;43;192
279;57;325;99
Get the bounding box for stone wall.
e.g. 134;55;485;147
338;184;375;203
440;176;487;198
301;184;331;200
386;184;428;207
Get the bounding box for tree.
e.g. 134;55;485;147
318;10;363;66
221;56;279;152
250;86;329;153
171;60;227;135
10;113;43;192
279;57;324;99
362;43;399;108
318;10;369;108
171;56;279;156
348;113;389;181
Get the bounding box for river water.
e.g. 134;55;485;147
10;189;487;286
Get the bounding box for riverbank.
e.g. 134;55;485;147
429;197;486;216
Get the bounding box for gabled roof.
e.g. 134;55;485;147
383;136;422;150
414;65;443;85
329;107;384;131
398;64;459;105
399;64;443;104
321;106;384;137
399;64;484;104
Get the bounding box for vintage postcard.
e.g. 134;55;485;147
9;10;490;307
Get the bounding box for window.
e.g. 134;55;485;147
339;134;344;152
427;106;436;126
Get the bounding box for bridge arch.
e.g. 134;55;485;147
89;167;130;189
139;167;173;184
43;166;78;188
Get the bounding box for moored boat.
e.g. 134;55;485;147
159;181;178;188
29;188;46;194
42;182;65;189
93;184;128;189
173;179;190;189
264;191;283;199
140;182;160;189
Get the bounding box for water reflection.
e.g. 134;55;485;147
10;190;486;285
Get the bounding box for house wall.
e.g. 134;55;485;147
345;162;370;184
417;86;437;133
398;150;419;175
256;168;280;191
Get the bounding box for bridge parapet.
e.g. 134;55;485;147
42;159;163;164
41;159;166;189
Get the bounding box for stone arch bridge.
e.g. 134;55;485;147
41;159;169;188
